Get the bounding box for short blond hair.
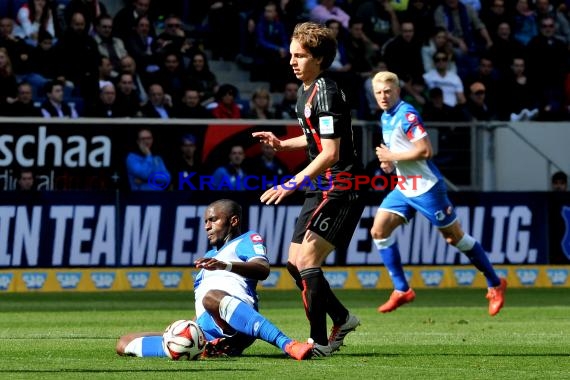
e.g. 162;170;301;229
372;71;399;88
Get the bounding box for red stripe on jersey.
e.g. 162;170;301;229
406;123;426;141
305;83;332;196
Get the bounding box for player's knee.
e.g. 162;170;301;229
202;289;228;313
370;226;391;240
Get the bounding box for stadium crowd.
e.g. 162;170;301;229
2;0;569;191
1;0;570;122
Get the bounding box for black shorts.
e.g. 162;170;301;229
291;191;364;251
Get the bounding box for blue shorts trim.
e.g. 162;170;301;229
379;181;457;227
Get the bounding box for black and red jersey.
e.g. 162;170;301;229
295;75;362;196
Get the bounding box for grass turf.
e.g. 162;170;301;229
0;288;569;379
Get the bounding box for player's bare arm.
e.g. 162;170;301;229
376;137;433;162
195;257;270;280
260;137;340;205
252;132;307;151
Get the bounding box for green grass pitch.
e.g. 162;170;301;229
0;288;569;380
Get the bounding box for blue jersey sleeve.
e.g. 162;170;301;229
235;231;269;263
397;104;427;142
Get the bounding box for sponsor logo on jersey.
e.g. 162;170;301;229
56;272;82;289
546;269;568;285
127;272;150;289
22;272;47;290
323;271;348;288
250;233;264;243
406;113;416;122
0;273;13;290
159;271;182;288
515;269;538;286
261;271;280;287
453;269;477;286
319;116;334;134
356;270;380;288
253;244;266;256
420;270;443;287
91;272;115;289
561;206;570;260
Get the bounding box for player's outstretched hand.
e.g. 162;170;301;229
260;185;294;205
252;131;283;151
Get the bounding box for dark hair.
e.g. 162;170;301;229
215;84;238;101
552;171;568;183
43;79;64;95
210;199;242;221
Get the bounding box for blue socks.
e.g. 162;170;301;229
379;242;409;292
463;242;501;287
223;296;291;352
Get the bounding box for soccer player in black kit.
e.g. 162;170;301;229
253;22;363;357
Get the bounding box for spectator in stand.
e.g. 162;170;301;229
527;15;568;120
464;56;500;113
210;84;242;119
15;0;60;45
421;27;457;75
344;18;378;111
114;72;142;117
86;82;126;118
274;81;299;120
382;20;424;85
497;57;538;121
0;17;32;77
463;81;495;121
250;143;290;185
97;56;114;88
124;15;159;75
153;14;197;62
0;47;18;107
170;133;205;190
355;0;400;48
246;87;276;119
400;0;434;44
93;15;128;74
488;22;525;80
64;0;108;33
126;127;171;191
120;55;149;105
26;30;58;98
325;19;356;102
206;0;241;60
55;12;99;104
4;82;42;117
552;171;568;191
113;0;153;42
40;79;79;118
211;145;250;191
512;0;538;46
423;50;466;108
480;0;511;42
310;0;351;30
140;83;173;118
174;88;211;119
15;168;36;191
433;0;494;78
534;0;570;45
422;86;465;122
186;51;219;106
150;52;186;101
252;1;291;92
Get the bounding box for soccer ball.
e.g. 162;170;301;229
162;319;206;360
